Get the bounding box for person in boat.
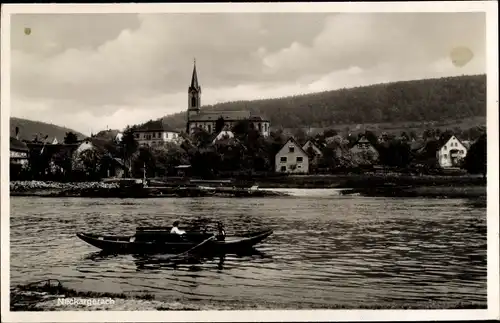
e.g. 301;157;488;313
170;221;186;235
216;222;226;241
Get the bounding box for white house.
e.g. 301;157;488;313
275;137;309;174
132;119;180;147
10;136;29;167
437;135;468;168
212;130;235;144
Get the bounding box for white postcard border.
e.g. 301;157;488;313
1;2;498;322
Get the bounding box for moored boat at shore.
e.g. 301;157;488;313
76;227;273;255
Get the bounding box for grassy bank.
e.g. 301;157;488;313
11;279;485;311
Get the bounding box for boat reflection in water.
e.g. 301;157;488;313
83;247;269;272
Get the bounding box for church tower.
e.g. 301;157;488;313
187;59;201;133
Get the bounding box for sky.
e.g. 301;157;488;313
10;12;486;135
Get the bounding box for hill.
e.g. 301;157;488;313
157;74;486;133
10;117;86;143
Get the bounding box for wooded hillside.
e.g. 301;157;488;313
157;74;486;131
10;117;86;142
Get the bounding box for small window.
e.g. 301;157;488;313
444;145;447;150
289;146;295;153
280;166;286;172
208;124;212;133
280;156;287;163
165;133;169;139
297;165;302;169
296;156;303;163
444;154;448;158
153;133;156;138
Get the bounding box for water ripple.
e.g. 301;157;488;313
10;195;486;308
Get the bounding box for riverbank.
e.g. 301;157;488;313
253;173;486;189
9;174;486;198
9;181;288;198
10;279;485;311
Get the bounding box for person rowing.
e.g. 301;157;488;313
170;221;186;235
216;222;226;241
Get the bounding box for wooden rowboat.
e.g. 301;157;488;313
76;228;273;255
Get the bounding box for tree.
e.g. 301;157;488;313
192;128;212;148
463;133;486;178
64;132;79;144
215;116;226;134
323;128;338;138
51;148;73;176
121;127;138;176
131;146;156;178
151;143;190;176
232;119;253;137
72;149;103;180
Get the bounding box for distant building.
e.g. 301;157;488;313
349;135;379;164
302;140;323;165
302;140;323;156
10;136;29;167
185;60;270;137
74;137;126;178
132;119;180;147
437;135;468;168
212;130;235;144
52;137;59;145
275;137;309;174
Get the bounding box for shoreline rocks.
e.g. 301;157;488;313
9;181;288;198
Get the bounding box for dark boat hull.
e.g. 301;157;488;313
76;229;273;255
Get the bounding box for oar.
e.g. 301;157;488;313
169;235;215;260
138;235;216;265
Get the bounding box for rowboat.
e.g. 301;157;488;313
76;228;273;255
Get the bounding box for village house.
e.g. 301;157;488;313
74;137;126;178
302;140;323;165
436;135;468;168
132;119;180;147
10;136;29;167
275;137;309;174
349;135;379;164
186;60;271;137
212;130;235;144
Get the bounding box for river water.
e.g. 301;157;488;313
10;192;487;309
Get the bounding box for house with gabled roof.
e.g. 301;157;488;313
10;136;29;167
185;60;270;137
212;130;235;144
132;118;180;147
302;139;323;166
349;135;379;165
275;137;309;174
436;135;468;168
73;137;126;178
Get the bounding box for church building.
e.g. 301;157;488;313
186;60;270;137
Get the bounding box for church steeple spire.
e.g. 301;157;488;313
187;58;202;133
189;58;200;91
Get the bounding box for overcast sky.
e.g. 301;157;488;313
10;12;485;135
